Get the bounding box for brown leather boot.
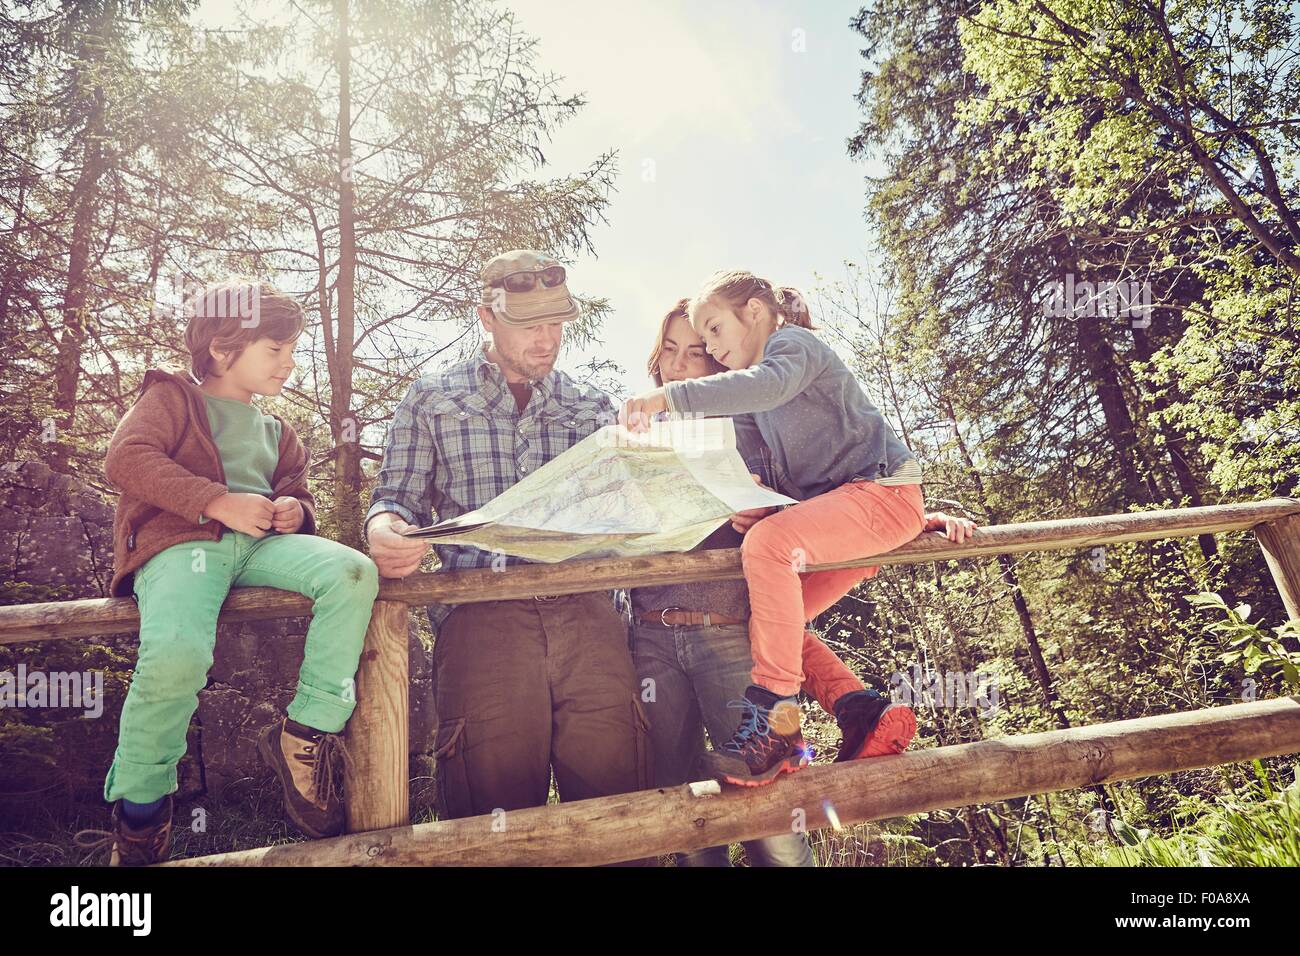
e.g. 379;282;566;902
75;795;174;866
257;716;352;839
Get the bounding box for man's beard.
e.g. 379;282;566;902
496;340;556;382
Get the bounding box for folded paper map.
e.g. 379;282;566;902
400;417;796;562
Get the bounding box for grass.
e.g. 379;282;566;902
1078;761;1300;867
0;771;308;866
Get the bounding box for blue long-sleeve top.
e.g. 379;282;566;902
662;325;919;500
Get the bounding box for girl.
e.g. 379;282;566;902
77;280;379;864
634;299;851;864
621;271;968;787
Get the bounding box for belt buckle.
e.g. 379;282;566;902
659;606;681;627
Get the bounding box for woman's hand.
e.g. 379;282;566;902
924;511;977;543
618;388;669;433
271;496;305;533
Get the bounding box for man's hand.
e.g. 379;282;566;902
204;492;277;538
618;388;669;433
730;474;778;534
924;511;977;543
271;496;305;534
367;513;432;578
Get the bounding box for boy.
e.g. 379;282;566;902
78;280;378;865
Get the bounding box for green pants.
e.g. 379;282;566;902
104;530;379;804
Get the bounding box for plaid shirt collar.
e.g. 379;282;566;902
438;342;578;417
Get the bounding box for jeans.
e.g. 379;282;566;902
105;530;378;803
632;620;814;867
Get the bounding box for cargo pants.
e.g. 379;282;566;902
431;591;652;821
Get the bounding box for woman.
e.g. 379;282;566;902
631;298;973;864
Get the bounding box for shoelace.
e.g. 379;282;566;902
295;731;356;808
722;698;774;755
72;828;115;865
73;815;171;866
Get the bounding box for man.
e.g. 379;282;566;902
365;250;652;825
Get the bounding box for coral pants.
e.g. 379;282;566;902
741;481;926;697
799;629;866;713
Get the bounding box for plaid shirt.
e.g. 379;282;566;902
366;344;620;629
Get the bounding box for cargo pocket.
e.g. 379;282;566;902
631;695;654;791
433;716;473;820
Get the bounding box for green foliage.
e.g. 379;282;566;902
840;0;1298;866
1081;761;1300;866
1190;591;1300;691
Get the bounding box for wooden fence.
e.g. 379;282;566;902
2;497;1298;865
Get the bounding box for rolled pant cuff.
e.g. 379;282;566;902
287;681;356;734
103;757;177;804
753;676;802;698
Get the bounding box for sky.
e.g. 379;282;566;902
193;0;883;396
498;0;880;394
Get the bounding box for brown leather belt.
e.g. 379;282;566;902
638;607;747;627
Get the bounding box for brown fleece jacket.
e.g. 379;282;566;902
104;367;317;598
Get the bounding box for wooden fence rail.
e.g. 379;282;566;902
2;496;1299;861
165;695;1300;866
4;497;1298;645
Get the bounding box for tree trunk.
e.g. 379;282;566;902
941;398;1069;728
1075;307;1158;506
1131;325;1218;563
943;396;1121;824
331;0;362;550
51;11;111;474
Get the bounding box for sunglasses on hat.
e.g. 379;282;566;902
490;265;567;294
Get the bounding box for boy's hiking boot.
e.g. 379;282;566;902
74;795;174;866
258;716;352;839
697;684;810;787
833;689;916;762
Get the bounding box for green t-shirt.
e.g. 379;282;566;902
201;393;282;496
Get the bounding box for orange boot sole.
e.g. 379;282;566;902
718;750;812;788
852;703;916;759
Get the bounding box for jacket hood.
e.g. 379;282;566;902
138;365;203;398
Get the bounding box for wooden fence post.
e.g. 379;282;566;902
1255;514;1300;622
344;599;410;833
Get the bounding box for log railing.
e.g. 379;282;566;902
2;497;1299;863
166;695;1300;866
